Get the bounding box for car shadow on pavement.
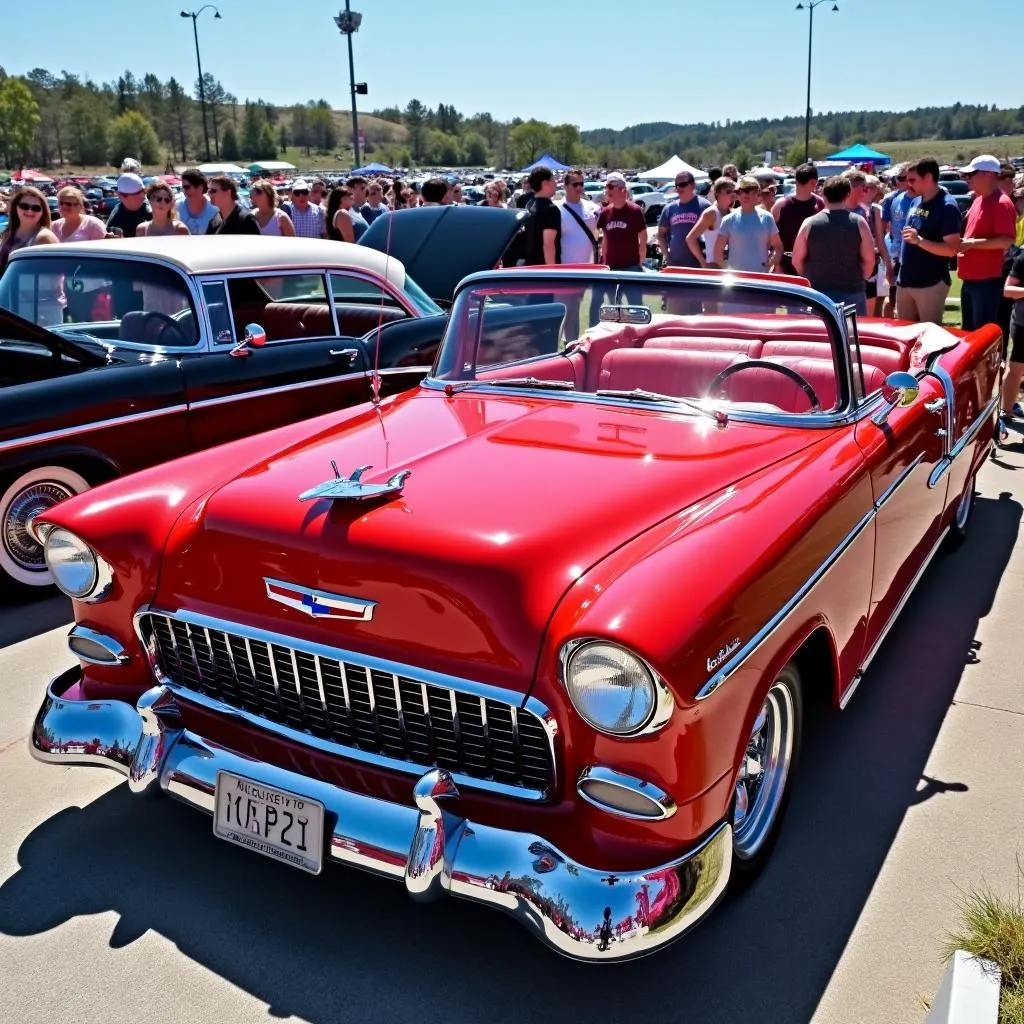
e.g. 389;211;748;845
0;592;71;650
0;493;1019;1024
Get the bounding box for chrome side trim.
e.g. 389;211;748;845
0;404;191;456
928;396;999;490
132;607;557;802
30;669;731;961
67;625;130;666
188;370;367;411
576;766;678;821
839;525;950;709
697;450;930;701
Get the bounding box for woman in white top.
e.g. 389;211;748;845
51;186;107;242
685;177;738;269
136;183;190;237
250;181;295;236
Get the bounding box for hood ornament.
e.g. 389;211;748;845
298;463;411;503
264;578;376;621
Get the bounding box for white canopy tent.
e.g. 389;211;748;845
194;162;248;175
637;156;709;183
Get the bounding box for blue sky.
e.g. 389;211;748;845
8;0;1019;131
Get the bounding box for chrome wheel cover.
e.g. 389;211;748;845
732;678;796;860
955;479;974;531
2;481;75;572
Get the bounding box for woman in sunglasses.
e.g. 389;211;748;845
249;181;296;236
136;183;190;236
0;186;59;273
51;186;107;243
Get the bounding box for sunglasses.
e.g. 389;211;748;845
151;195;172;204
18;202;43;213
737;187;759;194
675;180;694;187
292;189;309;196
58;199;81;207
566;181;584;187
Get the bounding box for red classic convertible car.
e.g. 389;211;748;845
29;267;1000;959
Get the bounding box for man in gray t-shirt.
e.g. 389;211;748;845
657;173;710;268
714;176;784;273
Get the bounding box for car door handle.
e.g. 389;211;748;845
924;398;946;414
329;348;359;363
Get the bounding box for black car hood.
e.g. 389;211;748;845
358;205;527;305
0;307;107;366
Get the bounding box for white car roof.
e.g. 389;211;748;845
14;236;410;290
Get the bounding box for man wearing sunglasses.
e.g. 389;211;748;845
282;178;326;238
176;168;218;235
657;173;710;269
105;173;152;238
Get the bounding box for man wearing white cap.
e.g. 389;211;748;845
957;154;1017;331
105;173;152;238
282;178;326;239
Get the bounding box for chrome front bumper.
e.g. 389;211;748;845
30;668;731;961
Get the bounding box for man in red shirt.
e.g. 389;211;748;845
957;154;1017;331
596;173;649;305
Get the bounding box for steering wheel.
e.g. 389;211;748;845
141;311;190;348
706;359;821;411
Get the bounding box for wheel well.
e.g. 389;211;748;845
0;453;120;492
790;626;838;717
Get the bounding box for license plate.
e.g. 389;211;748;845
213;771;325;875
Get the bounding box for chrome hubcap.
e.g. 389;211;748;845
955;481;974;531
733;680;796;859
2;482;75;572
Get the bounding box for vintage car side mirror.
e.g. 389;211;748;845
874;371;921;425
230;323;267;358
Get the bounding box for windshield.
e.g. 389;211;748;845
0;255;198;348
429;273;863;418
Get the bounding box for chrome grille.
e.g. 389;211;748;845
139;612;553;795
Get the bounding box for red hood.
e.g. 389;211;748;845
155;389;820;690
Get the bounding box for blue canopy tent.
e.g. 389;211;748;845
350;161;394;174
826;143;891;166
518;153;570;173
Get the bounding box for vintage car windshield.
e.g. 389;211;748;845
430;275;857;418
0;255;199;348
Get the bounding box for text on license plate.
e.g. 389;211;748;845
213;771;325;875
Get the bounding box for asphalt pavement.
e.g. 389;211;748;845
2;451;1024;1024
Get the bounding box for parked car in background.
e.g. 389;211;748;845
29;265;999;959
0;207;526;593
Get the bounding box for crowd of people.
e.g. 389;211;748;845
4;150;1024;420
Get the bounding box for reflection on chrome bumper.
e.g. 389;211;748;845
31;668;731;961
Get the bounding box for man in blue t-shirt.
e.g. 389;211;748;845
881;164;915;316
896;157;962;325
657;172;710;268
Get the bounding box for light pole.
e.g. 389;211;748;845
795;0;838;163
180;5;221;162
334;2;364;168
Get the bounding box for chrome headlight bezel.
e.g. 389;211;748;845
43;528;113;602
560;639;674;738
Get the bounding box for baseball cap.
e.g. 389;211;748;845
959;154;1000;175
291;178;311;191
116;173;145;195
605;173;628;188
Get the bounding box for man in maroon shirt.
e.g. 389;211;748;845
772;162;824;275
957;154;1017;331
596;173;649;305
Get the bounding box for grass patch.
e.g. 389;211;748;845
942;864;1024;1023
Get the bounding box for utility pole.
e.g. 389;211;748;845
180;6;222;163
334;2;364;168
795;0;838;163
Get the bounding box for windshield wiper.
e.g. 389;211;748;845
596;388;728;426
443;376;576;393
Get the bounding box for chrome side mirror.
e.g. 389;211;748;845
873;371;920;425
229;323;267;358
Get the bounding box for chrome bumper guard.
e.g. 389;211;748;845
30;668;731;961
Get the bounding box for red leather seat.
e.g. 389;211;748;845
578;323;637;390
760;339;905;375
643;335;763;357
598;348;740;397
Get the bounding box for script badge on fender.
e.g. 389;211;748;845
264;577;376;621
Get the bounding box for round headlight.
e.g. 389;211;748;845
44;528;98;599
563;642;657;736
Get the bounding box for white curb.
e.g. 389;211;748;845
925;950;1001;1023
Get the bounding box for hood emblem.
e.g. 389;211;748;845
707;638;742;672
264;578;376;621
298;462;411;503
